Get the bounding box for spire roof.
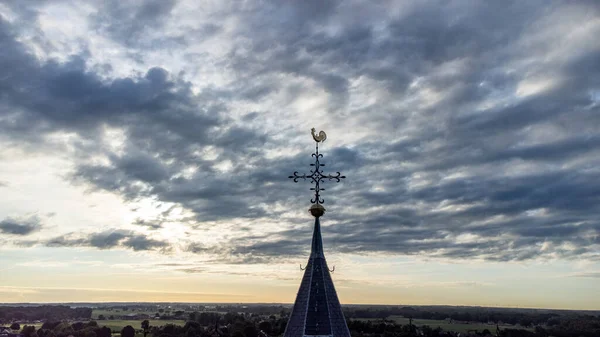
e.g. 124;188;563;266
283;217;350;337
285;128;350;337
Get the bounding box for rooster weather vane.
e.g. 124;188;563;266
288;128;346;208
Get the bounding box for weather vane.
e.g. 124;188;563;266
288;128;346;217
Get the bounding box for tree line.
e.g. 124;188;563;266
0;306;92;323
2;305;599;337
5;312;600;337
18;321;110;337
344;306;564;326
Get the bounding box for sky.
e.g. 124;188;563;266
0;0;599;310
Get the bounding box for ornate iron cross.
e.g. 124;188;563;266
288;128;346;205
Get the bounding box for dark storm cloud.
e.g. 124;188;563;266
122;234;170;251
0;11;272;222
92;0;178;47
88;230;129;249
199;1;600;263
232;239;307;258
133;218;163;230
46;235;86;248
1;1;599;264
226;2;544;113
182;241;290;265
40;229;170;252
91;0;224;50
0;216;42;235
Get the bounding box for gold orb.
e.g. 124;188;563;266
308;204;326;217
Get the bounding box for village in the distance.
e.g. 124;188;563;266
0;303;599;337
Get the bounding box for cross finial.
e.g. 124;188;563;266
288;128;346;217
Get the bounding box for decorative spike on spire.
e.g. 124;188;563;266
310;216;324;259
284;129;350;337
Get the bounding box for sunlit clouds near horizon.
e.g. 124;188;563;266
0;0;599;310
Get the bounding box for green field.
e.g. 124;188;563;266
20;324;44;330
357;316;531;334
92;309;161;319
91;308;187;332
97;320;186;332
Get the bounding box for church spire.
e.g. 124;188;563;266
285;129;350;337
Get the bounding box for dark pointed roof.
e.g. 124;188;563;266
284;216;351;337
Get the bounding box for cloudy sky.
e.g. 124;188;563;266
1;0;599;310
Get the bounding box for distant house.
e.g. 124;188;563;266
122;314;150;320
0;327;23;337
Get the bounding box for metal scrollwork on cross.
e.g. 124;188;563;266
289;128;346;210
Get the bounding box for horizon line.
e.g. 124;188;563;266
0;302;598;312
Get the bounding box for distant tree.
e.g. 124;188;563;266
161;324;178;336
224;312;243;325
189;327;200;337
98;314;106;320
277;320;287;335
10;323;20;330
121;325;135;337
243;325;258;337
41;322;60;331
109;315;115;320
98;326;112;337
518;318;533;327
499;328;535;337
22;325;38;337
159;309;164;313
258;321;271;335
71;322;85;331
534;326;548;337
421;325;433;336
141;320;150;337
81;328;97;337
52;322;73;335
